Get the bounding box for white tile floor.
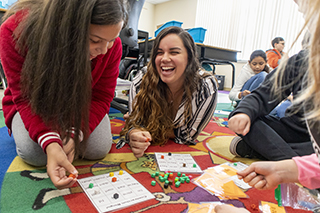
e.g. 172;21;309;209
217;91;232;104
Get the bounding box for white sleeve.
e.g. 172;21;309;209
229;64;253;101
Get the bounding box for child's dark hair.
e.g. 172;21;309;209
271;37;284;48
249;49;270;73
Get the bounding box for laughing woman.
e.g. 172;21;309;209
117;26;218;158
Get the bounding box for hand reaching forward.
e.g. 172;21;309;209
237;160;299;190
129;129;152;158
46;143;78;189
228;113;251;136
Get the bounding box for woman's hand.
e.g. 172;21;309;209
46;143;78;189
228;113;251;136
215;204;250;213
237;160;299;190
123;112;129;120
129;129;151;158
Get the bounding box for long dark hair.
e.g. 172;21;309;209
4;0;128;155
121;26;204;145
249;49;271;73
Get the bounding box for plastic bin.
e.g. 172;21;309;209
187;27;207;43
0;0;17;9
215;75;225;90
154;21;183;37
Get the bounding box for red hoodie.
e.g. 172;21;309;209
0;12;122;152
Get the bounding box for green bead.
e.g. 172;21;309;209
175;181;181;187
151;173;156;178
89;183;94;188
151;180;156;186
177;172;181;177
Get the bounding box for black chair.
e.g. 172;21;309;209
111;0;146;114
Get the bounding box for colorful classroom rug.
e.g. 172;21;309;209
0;107;312;213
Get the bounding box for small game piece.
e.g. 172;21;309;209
168;152;172;156
89;183;94;188
119;170;124;175
161;155;164;159
193;164;197;168
151;173;156;178
177;172;181;177
180;178;185;184
175;177;179;182
155;172;159;176
233;163;238;166
68;173;76;179
110;172;114;177
160;174;164;177
112;177;117;182
182;174;186;177
169;173;173;178
113;193;119;199
186;177;190;183
164;183;169;189
159;176;165;182
175;181;181;187
165;180;169;184
182;163;186;167
169;180;173;185
151;180;156;186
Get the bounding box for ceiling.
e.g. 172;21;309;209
145;0;172;5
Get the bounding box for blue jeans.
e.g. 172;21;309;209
235;72;267;106
241;71;267;92
270;99;292;118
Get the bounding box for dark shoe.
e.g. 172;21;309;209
229;136;252;157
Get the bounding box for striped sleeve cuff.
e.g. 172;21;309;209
38;132;62;153
67;128;84;142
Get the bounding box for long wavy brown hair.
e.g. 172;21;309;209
3;0;128;155
121;26;209;145
272;0;320;126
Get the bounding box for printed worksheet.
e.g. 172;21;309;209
154;152;203;173
78;170;154;212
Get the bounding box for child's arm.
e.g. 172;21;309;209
237;160;299;190
292;154;320;189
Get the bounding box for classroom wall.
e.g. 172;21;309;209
139;0;198;37
214;61;247;90
138;1;155;36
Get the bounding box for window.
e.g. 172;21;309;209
195;0;306;60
